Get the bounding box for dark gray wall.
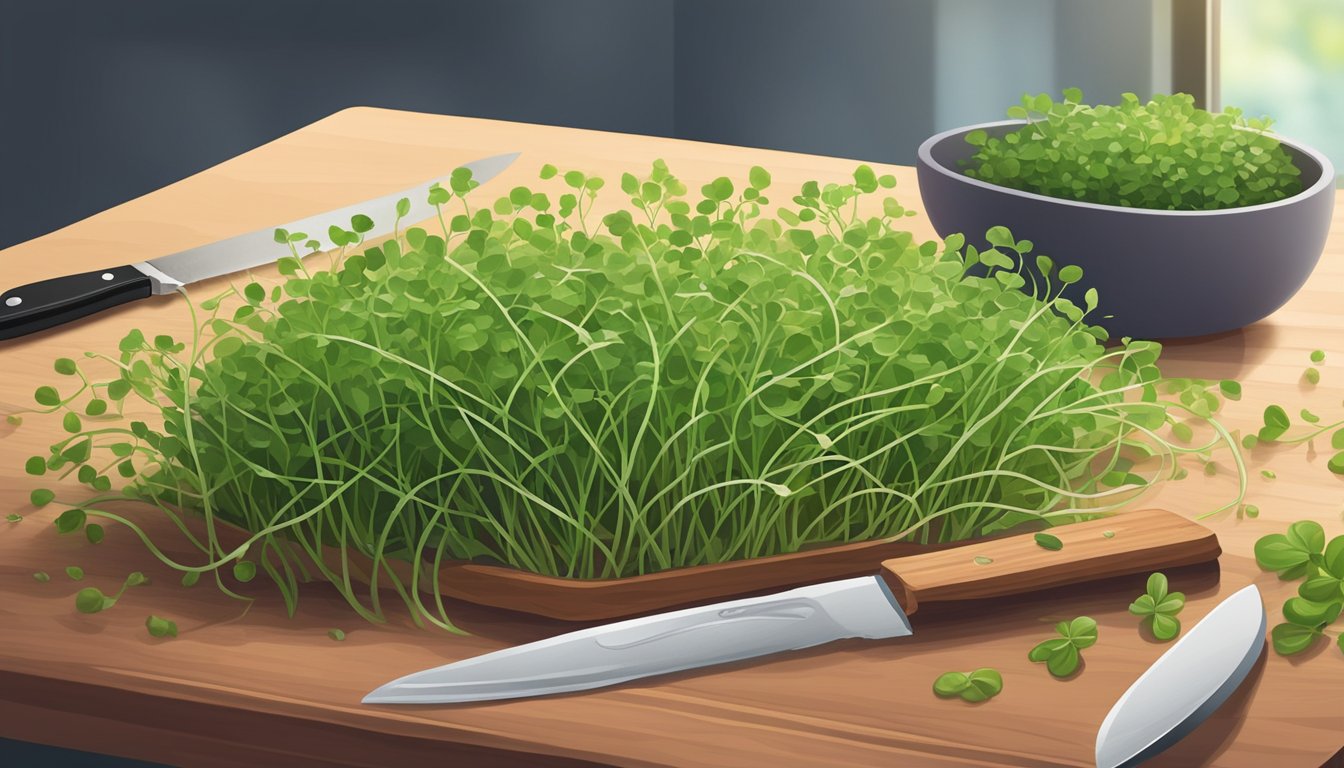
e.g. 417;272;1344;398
0;0;1170;251
674;0;937;163
0;0;676;250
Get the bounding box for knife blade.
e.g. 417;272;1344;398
0;151;519;341
363;508;1222;705
1095;584;1266;768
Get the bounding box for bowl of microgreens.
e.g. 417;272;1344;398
916;90;1335;340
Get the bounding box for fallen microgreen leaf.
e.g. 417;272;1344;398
33;571;50;583
1028;617;1096;677
328;628;347;641
65;566;84;581
1034;533;1064;551
145;615;178;638
932;668;1002;702
1128;572;1185;641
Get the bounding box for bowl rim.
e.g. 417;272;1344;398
917;118;1337;217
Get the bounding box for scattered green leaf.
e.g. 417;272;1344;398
1029;617;1096;677
146;615;178;638
1034;533;1064;551
932;668;1002;702
1128;572;1185;641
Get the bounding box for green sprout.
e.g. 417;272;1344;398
1028;617;1097;677
964;90;1301;210
12;162;1247;630
932;668;1002;702
1256;521;1344;657
1128;572;1185;641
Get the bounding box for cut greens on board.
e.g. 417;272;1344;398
8;161;1248;631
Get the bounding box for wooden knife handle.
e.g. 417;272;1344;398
879;508;1220;614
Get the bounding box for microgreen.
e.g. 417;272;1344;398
33;571;50;582
1256;521;1344;657
17;161;1246;629
932;668;1002;702
1252;402;1344;475
1028;616;1097;677
1312;350;1327;364
65;566;84;581
5;513;21;523
145;615;178;638
328;628;346;641
1034;533;1063;551
964;91;1301;210
72;572;149;615
1128;572;1185;641
1305;367;1321;385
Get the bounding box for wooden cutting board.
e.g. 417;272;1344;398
1;107;1342;767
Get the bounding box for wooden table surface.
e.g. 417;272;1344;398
1;108;1342;768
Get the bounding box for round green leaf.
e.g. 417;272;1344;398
146;615;179;638
961;668;1003;702
1150;613;1180;641
34;386;60;406
233;560;257;582
54;358;77;375
1045;643;1080;677
932;671;969;697
1271;622;1321;656
24;456;46;476
75;587;111;614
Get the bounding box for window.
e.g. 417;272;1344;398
1221;0;1344;183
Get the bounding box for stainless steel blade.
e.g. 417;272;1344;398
1095;584;1266;768
363;576;912;705
133;151;519;293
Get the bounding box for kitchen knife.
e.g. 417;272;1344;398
1095;584;1266;768
363;508;1221;705
0;151;520;341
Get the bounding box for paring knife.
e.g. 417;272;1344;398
363;508;1221;704
1095;584;1266;768
0;151;520;341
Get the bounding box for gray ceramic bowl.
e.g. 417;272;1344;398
916;120;1336;339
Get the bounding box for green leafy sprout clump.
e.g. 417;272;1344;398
1255;520;1344;657
932;668;1002;702
13;161;1245;630
1028;616;1097;677
1128;572;1185;641
964;90;1302;211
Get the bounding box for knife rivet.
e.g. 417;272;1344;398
4;296;20;307
102;272;115;281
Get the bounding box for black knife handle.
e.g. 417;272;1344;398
0;265;154;341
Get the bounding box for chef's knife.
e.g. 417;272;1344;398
1095;584;1266;768
364;508;1221;705
0;151;520;341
